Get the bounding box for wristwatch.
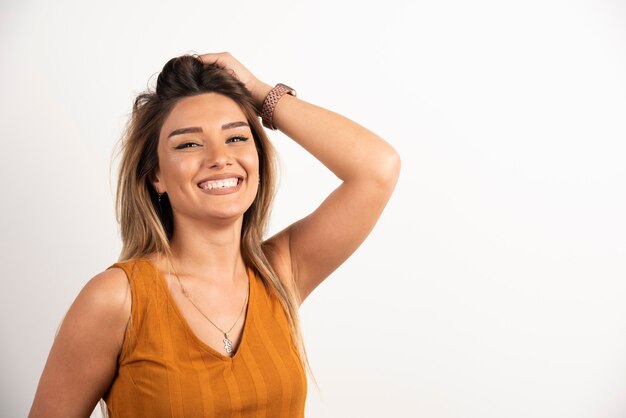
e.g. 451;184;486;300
261;83;297;130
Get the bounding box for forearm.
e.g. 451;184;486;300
254;83;401;184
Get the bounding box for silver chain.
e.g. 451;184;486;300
166;256;249;353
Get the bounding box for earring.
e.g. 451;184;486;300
158;191;163;203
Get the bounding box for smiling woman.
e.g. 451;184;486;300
28;52;400;418
153;93;261;225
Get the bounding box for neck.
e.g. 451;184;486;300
161;214;247;285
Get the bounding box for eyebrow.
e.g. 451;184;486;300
167;121;249;139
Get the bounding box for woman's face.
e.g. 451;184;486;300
152;92;260;223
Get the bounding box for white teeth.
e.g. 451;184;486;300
200;178;239;190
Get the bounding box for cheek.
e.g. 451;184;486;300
242;151;260;174
163;152;198;175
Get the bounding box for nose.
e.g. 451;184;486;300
206;142;233;169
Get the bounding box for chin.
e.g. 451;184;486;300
203;207;249;221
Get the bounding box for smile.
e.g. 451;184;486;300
197;177;243;195
198;177;241;190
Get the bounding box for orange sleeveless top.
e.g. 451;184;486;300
102;257;307;417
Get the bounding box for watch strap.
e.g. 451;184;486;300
261;83;296;130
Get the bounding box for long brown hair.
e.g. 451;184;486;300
99;54;313;416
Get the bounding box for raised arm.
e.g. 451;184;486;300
259;83;400;302
200;52;401;303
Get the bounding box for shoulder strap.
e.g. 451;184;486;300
105;258;162;363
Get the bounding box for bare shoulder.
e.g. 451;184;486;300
262;227;302;303
28;267;131;417
69;266;132;333
83;266;132;312
75;265;133;359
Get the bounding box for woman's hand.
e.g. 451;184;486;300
197;52;272;110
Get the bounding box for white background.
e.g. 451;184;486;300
2;0;625;417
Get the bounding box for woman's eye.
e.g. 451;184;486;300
175;142;199;149
175;136;248;149
227;136;249;143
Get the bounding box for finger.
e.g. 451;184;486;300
197;52;227;64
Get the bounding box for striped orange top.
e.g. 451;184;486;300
102;257;307;417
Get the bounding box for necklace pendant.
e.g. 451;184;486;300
223;333;233;354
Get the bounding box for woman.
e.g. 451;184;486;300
28;52;400;417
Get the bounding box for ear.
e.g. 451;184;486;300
150;170;163;194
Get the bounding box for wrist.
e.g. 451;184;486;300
259;83;297;130
252;82;273;112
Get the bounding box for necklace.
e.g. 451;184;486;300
166;256;249;356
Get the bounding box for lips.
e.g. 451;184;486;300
197;174;244;189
